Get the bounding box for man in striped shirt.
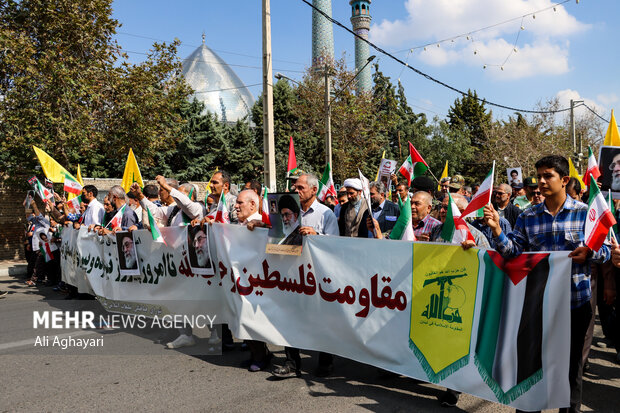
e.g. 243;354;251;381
410;191;440;241
483;155;610;413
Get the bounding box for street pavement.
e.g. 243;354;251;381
1;271;619;413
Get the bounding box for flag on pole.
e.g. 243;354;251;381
147;208;166;244
461;162;495;219
107;205;126;230
398;142;428;186
603;109;620;147
76;164;84;186
286;136;298;190
585;174;616;252
210;193;230;224
261;187;271;226
32;145;77;183
374;150;386;181
582;147;601;187
568;158;586;190
67;195;82;211
358;169;373;217
389;196;416;241
438;160;449;191
441;193;475;244
32;177;54;202
121;148;144;193
63;174;82;195
607;190;618;243
317;163;338;203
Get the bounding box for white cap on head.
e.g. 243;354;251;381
343;178;362;191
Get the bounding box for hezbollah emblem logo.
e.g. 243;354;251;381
409;243;479;383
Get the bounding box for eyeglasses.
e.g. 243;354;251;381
494;192;506;196
532;191;542;196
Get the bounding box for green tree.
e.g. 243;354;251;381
0;0;191;182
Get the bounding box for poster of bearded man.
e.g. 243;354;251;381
186;224;215;276
116;231;140;277
265;192;303;256
598;146;620;198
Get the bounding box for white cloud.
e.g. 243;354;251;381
556;89;607;116
370;0;589;79
597;93;619;107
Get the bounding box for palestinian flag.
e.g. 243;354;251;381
147;208;166;245
462;162;495;219
40;242;54;262
389;196;415;241
67;195;82;211
261;187;271;226
317;163;338;203
63;174;82;195
582;147;601;187
211;193;229;224
475;251;571;406
398;142;428;186
441;193;474;244
107;205;126;230
585;174;616;251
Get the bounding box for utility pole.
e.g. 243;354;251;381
262;0;276;191
324;65;332;167
570;99;584;172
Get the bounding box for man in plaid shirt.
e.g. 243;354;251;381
483;155;610;413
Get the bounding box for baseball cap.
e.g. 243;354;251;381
523;177;538;187
448;174;465;189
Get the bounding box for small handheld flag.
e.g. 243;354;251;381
398;142;428;186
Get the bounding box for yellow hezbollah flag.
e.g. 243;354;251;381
121;148;144;193
409;243;479;383
32;146;77;183
568;158;586;190
603;109;620;147
438;160;448;191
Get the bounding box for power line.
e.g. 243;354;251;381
581;103;609;123
194;83;262;93
300;0;574;115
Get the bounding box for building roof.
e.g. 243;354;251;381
181;40;255;123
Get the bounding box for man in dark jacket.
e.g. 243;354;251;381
492;183;522;229
360;181;399;238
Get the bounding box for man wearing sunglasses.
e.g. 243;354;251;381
492;183;521;228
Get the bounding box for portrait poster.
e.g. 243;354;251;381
266;192;302;256
186;224;215;276
506;167;522;187
377;158;397;193
598;146;620;199
116;231;140;276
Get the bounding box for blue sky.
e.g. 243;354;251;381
112;0;619;125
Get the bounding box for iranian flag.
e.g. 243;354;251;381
389;196;416;241
34;178;54;202
40;242;55;262
475;251;571;407
462;162;495;219
261;187;271;226
67;195;82;211
317;163;338;203
212;193;230;224
63;174;82;195
441;193;475;244
398;142;428;186
147;208;166;244
582;147;601;187
585;173;616;251
286;136;297;189
107;204;126;230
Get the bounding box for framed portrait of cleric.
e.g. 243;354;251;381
186;224;214;276
506;167;522;187
598;146;620;199
265;192;303;256
116;231;140;277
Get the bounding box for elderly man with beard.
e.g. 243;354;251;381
430;193;490;249
361;181;399;238
492;183;522;229
277;194;303;245
610;151;620;192
121;235;137;269
338;178;369;237
98;185;140;234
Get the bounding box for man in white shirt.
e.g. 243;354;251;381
81;185;104;227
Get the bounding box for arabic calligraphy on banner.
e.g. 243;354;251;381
60;224;572;411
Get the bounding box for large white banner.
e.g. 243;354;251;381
60;224;572;410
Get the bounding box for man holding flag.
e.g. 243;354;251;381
483;155;612;413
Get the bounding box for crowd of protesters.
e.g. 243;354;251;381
9;155;620;412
